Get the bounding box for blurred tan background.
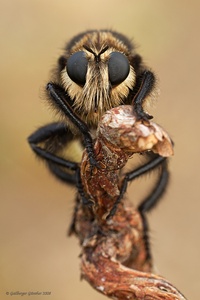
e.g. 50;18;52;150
1;1;199;299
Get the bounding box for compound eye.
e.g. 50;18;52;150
108;52;130;85
66;51;88;85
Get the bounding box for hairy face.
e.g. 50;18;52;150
58;30;138;127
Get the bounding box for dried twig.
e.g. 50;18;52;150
71;105;187;300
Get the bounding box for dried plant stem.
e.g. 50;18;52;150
71;106;187;300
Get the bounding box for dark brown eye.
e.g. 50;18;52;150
108;52;130;85
66;51;88;85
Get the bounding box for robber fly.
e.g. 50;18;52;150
27;31;183;299
28;30;169;225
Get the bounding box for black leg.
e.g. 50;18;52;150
28;122;94;206
138;159;169;213
75;168;93;206
28;122;78;185
106;154;169;260
132;71;155;120
139;211;151;260
107;154;167;218
47;83;97;167
68;195;79;236
138;160;169;261
47;163;77;185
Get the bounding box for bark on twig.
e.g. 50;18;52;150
71;106;187;300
